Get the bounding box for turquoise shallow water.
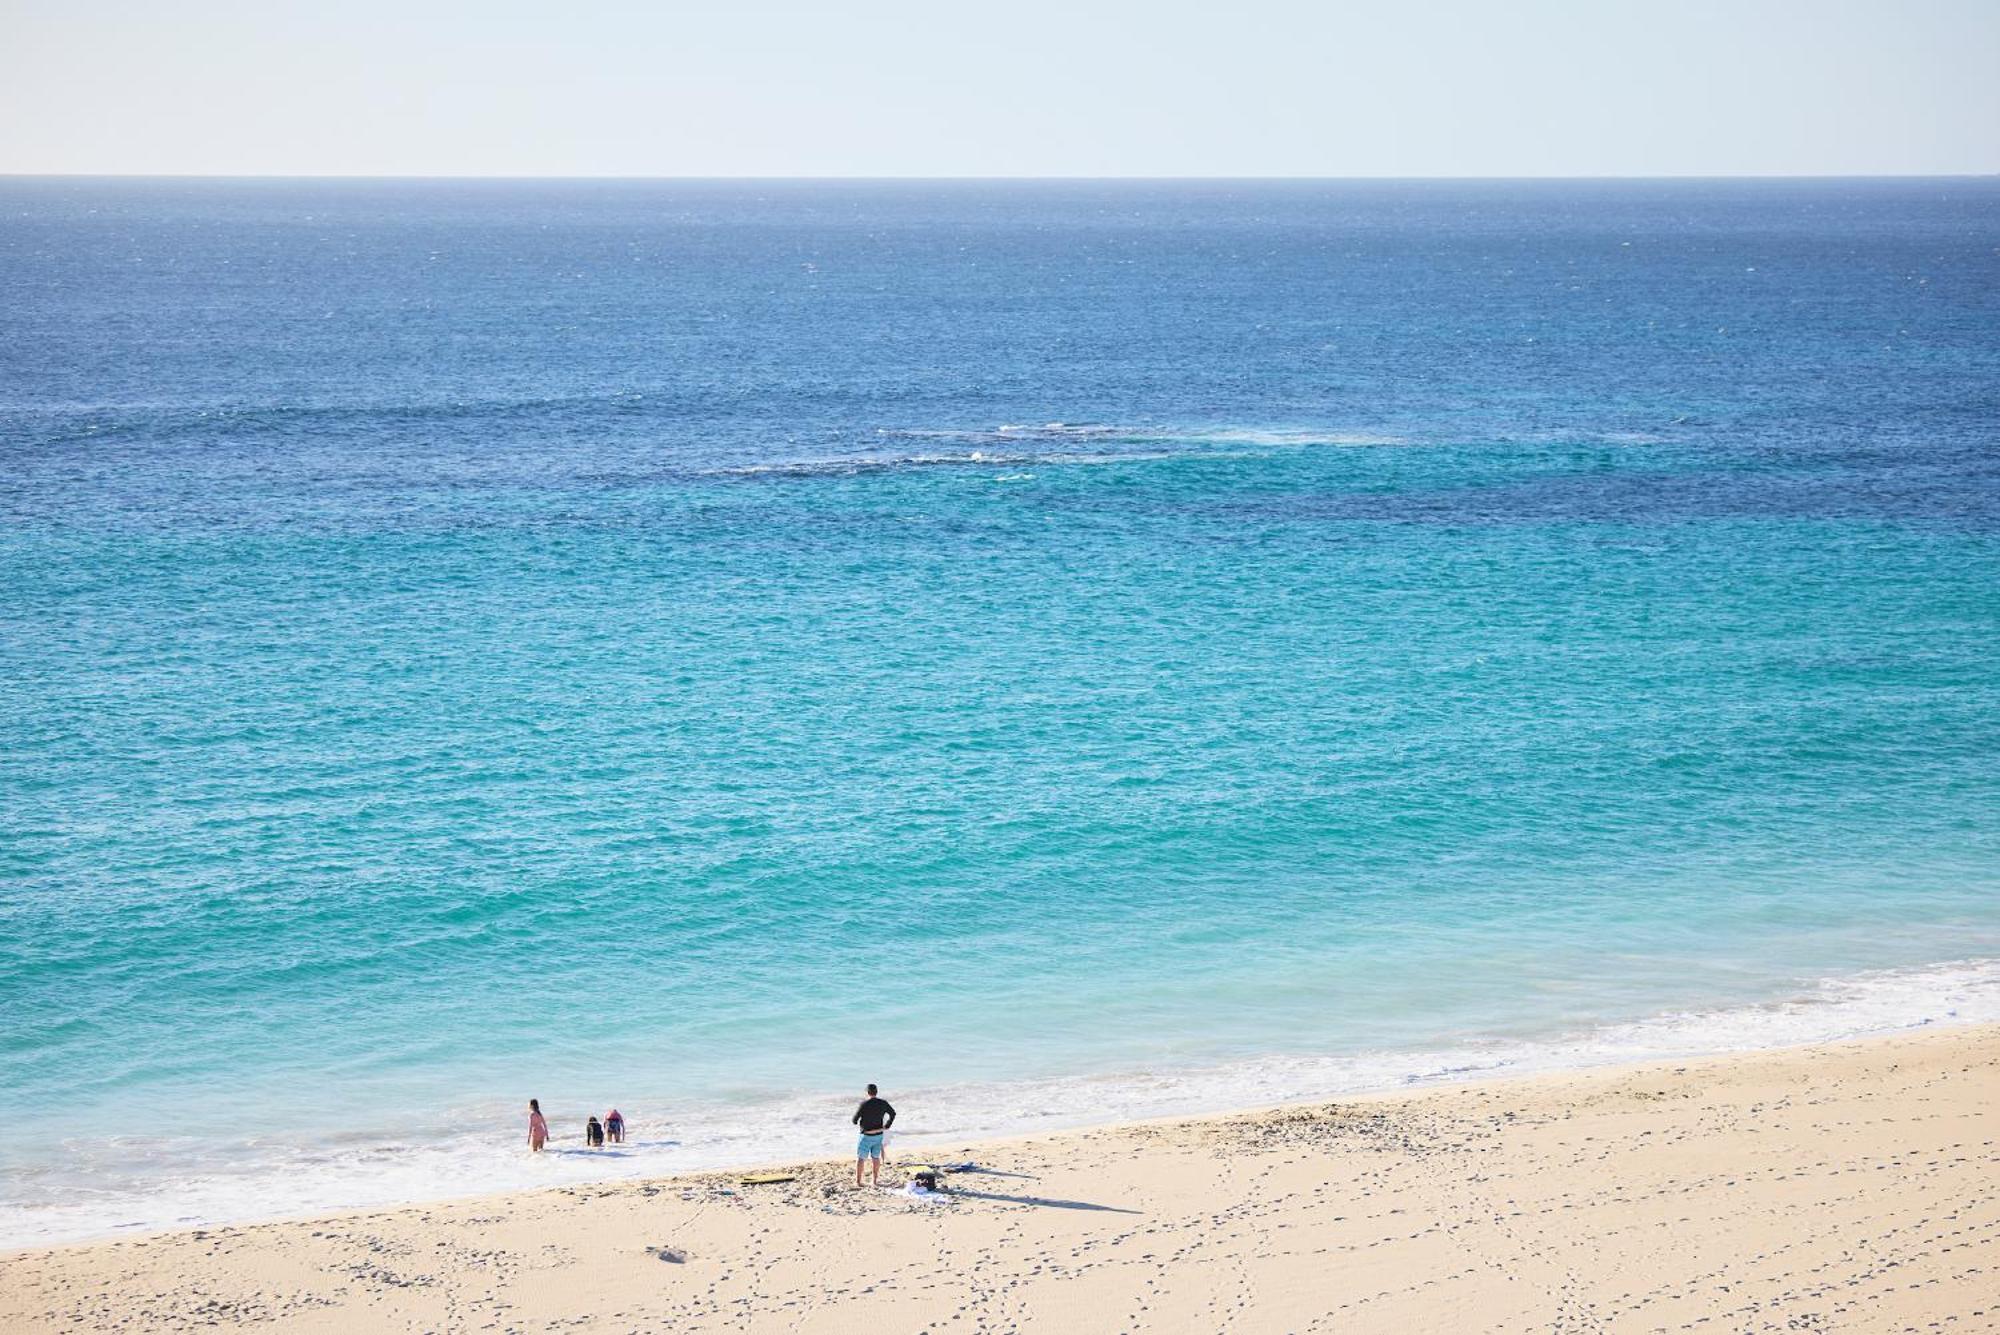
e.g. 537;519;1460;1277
2;179;1998;1241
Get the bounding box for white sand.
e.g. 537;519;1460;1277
4;1024;1996;1332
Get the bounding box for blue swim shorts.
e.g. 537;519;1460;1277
857;1133;885;1160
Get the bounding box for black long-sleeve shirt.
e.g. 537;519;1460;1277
852;1097;896;1134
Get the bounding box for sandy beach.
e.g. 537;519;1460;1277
3;1025;1995;1333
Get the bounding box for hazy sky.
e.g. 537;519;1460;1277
3;0;1995;176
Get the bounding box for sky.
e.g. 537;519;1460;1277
1;0;1995;177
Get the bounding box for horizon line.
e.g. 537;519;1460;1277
3;171;1996;184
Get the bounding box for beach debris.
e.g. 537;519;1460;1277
645;1245;685;1264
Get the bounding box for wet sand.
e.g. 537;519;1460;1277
4;1024;1995;1332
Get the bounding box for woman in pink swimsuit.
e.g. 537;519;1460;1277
527;1099;549;1152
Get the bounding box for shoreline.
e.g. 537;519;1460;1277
5;954;1997;1252
5;1023;1997;1331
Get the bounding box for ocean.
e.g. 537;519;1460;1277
2;177;1997;1245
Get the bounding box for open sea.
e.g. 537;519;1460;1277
2;178;1998;1245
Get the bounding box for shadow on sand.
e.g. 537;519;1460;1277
945;1187;1140;1214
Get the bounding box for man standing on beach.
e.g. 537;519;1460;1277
852;1083;896;1187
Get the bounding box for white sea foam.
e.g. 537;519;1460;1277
715;421;1418;480
873;423;1407;450
3;958;1993;1249
713;447;1193;478
849;422;1682;459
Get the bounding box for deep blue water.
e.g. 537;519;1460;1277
2;178;1998;1241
